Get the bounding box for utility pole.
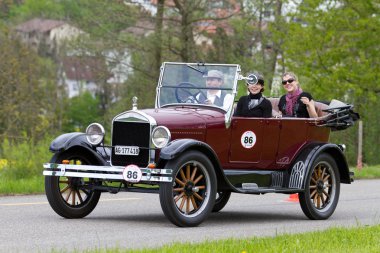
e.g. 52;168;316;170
357;120;363;170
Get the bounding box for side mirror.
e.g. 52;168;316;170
246;74;258;85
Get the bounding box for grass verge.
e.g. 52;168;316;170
351;165;380;179
0;176;44;195
81;225;380;253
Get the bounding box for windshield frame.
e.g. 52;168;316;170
155;62;241;127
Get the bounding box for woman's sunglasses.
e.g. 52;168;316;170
282;79;295;85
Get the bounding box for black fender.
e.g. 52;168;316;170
287;142;351;190
49;132;109;166
160;139;231;190
313;143;351;184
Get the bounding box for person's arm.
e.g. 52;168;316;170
300;94;318;118
263;99;273;118
233;97;243;116
277;95;285;117
223;93;234;111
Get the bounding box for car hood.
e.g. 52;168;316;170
113;106;226;141
142;107;225;129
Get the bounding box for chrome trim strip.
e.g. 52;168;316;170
289;161;305;189
113;110;157;125
271;171;284;188
155;63;165;108
225;64;241;128
43;163;173;182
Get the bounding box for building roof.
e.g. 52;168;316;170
15;18;68;33
62;56;112;82
123;19;155;36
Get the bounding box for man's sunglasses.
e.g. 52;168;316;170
282;79;295;85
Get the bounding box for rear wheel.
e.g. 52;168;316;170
299;154;340;220
212;191;231;212
159;150;216;227
45;150;101;218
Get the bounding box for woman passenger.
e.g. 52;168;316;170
278;72;318;118
234;73;272;118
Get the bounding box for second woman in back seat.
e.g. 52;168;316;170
278;72;318;118
234;72;272;118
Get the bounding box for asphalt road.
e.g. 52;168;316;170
0;179;379;253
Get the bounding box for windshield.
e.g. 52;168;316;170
157;62;239;112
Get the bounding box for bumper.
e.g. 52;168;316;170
43;163;173;183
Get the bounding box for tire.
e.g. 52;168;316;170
45;150;101;218
212;191;231;212
299;153;340;220
159;150;217;227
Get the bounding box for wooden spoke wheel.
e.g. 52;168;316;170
299;153;340;220
159;151;216;227
58;175;93;207
45;150;101;218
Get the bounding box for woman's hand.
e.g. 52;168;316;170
300;97;318;118
300;96;314;107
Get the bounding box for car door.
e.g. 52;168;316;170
229;117;280;169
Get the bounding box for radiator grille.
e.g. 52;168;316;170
111;121;150;167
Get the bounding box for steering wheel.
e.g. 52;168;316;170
174;82;206;104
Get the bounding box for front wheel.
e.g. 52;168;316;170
45;150;101;218
299;153;340;220
212;191;231;212
159;150;217;227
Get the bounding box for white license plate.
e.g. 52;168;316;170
115;146;140;156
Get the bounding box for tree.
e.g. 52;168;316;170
0;27;59;142
280;0;380;164
63;91;101;132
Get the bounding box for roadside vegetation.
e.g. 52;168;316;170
0;137;51;195
353;165;380;179
77;225;380;253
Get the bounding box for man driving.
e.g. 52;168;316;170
196;70;233;111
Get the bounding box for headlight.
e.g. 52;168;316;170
86;123;105;146
152;126;171;148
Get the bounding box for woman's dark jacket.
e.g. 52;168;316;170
278;92;313;118
234;93;272;118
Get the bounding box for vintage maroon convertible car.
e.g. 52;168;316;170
43;62;358;227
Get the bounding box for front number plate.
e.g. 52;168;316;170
123;164;142;183
115;146;140;156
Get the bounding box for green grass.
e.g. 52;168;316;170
352;165;380;179
75;225;380;253
0;175;44;195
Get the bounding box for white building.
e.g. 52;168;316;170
15;18;84;56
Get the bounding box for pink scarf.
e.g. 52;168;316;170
285;87;303;116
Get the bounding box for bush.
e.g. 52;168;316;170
0;136;53;180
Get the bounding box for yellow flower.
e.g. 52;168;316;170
0;159;9;170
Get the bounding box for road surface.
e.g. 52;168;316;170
0;179;379;252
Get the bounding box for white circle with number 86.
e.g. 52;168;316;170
241;131;256;149
123;164;142;183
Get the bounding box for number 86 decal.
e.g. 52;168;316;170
123;164;142;183
241;131;256;149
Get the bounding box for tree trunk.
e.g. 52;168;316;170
173;0;196;62
268;0;283;92
154;0;164;76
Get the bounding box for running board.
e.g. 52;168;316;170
234;187;302;194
